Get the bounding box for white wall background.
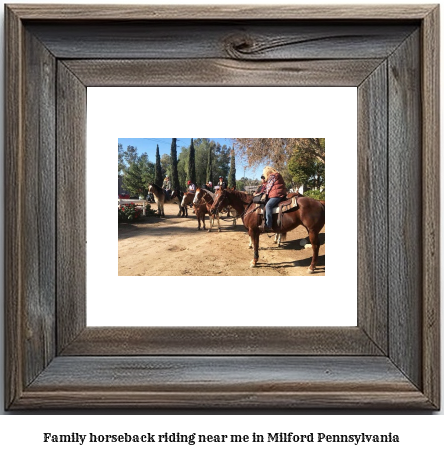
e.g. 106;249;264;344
0;0;442;448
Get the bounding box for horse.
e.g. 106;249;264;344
210;188;325;273
181;192;195;210
171;189;188;217
193;188;221;232
148;183;167;217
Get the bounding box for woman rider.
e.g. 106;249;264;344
262;166;287;232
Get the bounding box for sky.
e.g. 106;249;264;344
118;138;262;180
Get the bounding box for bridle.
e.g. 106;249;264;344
212;189;256;220
211;190;227;214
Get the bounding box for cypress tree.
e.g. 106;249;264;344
170;138;180;190
228;148;236;189
154;144;163;187
206;145;213;187
187;138;196;185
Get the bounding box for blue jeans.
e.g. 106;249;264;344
265;197;282;228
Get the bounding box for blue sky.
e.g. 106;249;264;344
118;138;262;180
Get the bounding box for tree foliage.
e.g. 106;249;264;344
170;138;180;190
288;152;325;190
188;138;196;184
206;145;213;186
160;153;171;178
233;138;325;169
121;152;154;197
228;149;236;188
154;144;163;187
179;139;232;188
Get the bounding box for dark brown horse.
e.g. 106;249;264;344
193;188;220;232
171;189;188;217
210;188;325;272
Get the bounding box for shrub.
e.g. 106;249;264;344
303;189;325;201
118;203;143;222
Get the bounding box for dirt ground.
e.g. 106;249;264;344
118;202;325;276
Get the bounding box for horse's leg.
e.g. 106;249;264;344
250;229;260;267
307;229;320;273
208;213;213;232
274;233;279;244
248;236;253;249
217;213;221;232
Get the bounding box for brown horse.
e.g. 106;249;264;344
181;192;195;210
171;189;188;217
148;183;166;217
210;188;325;272
193;188;221;232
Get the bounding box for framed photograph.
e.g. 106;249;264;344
5;4;440;409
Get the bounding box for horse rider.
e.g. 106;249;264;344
187;180;196;193
254;175;266;196
262;166;287;232
218;176;227;190
162;175;172;200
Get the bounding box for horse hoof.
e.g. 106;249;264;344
218;229;221;232
307;268;315;274
248;245;252;249
250;260;257;268
207;229;211;233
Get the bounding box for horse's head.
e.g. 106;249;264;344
193;188;202;205
210;188;227;214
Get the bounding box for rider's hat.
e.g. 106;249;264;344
187;180;191;184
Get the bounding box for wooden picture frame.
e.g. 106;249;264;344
5;4;440;409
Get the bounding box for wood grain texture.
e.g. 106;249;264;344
4;4;24;410
388;31;422;389
7;4;435;20
14;356;432;409
61;327;382;356
27;22;416;60
64;59;384;87
56;62;87;353
357;62;388;354
421;6;440;409
21;27;57;388
4;4;440;410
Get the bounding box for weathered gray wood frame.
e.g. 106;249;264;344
4;5;440;409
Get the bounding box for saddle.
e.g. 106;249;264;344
255;196;299;231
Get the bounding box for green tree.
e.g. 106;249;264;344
288;154;325;191
206;144;213;186
187;138;196;184
118;143;126;175
228;149;236;188
121;152;155;197
160;153;171;178
170;138;180;190
154;144;163;187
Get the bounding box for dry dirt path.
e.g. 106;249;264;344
118;202;325;276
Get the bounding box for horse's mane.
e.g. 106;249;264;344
149;183;163;192
226;188;253;203
201;188;215;199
